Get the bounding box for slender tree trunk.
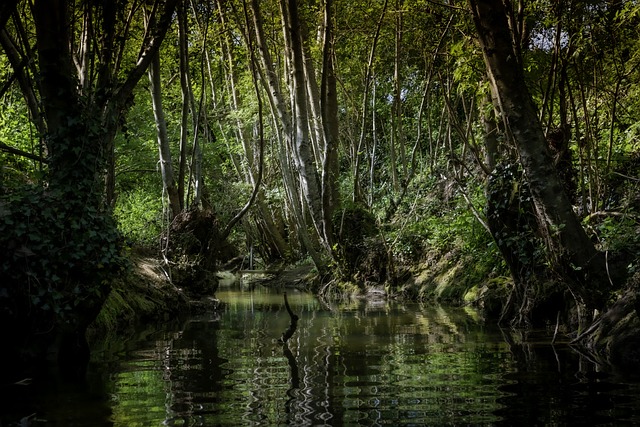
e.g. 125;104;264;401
469;0;610;308
285;0;326;248
369;79;377;207
301;24;324;166
105;0;181;205
353;0;388;203
148;52;181;218
177;2;189;210
221;10;265;241
391;0;406;191
320;0;339;248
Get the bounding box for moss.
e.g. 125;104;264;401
92;289;135;332
88;255;189;338
434;262;462;299
464;286;480;303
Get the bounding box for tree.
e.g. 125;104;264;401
468;0;611;311
149;51;182;218
285;0;326;249
0;0;179;369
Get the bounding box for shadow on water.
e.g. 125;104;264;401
494;331;640;426
2;283;640;425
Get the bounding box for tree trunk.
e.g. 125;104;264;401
320;0;339;248
2;0;179;371
285;0;326;247
468;0;610;309
148;52;182;218
177;3;189;210
391;0;406;192
353;0;388;203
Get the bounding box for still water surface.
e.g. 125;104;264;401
3;283;640;426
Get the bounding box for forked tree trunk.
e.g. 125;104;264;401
468;0;610;309
4;0;179;371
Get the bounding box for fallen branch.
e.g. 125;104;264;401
279;292;299;344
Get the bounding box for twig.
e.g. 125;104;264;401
552;311;560;345
571;316;602;343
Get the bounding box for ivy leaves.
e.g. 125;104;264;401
0;185;126;328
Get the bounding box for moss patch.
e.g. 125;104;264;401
88;255;189;338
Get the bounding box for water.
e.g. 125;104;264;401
2;283;640;426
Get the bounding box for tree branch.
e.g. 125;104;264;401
110;0;180;114
0;0;19;32
0;140;47;163
279;292;299;344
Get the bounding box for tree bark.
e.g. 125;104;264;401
285;0;326;247
320;0;339;248
177;3;189;210
148;52;182;218
468;0;610;308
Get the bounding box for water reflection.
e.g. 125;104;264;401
2;284;640;425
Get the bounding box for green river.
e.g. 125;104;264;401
2;282;640;425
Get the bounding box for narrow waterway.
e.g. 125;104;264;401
2;282;640;426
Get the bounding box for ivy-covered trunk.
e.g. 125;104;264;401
0;0;121;371
468;0;612;311
0;0;179;373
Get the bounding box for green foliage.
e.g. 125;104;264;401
114;190;164;246
594;216;640;253
0;186;126;331
0;88;42;189
486;163;546;277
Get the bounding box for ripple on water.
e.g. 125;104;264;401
88;290;640;426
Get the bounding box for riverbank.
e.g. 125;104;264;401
87;254;190;339
92;245;640;373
